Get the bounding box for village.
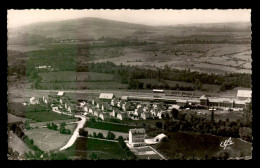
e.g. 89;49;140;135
7;88;252;160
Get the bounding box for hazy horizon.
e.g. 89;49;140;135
8;9;251;28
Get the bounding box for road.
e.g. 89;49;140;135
51;109;87;151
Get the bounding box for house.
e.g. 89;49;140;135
52;106;58;111
157;111;168;119
134;107;143;116
88;108;94;114
129;128;146;147
117;112;128;120
101;102;113;112
122;102;132;111
141;112;151;120
117;100;125;108
99;113;110;121
91;99;96;105
57;91;64;96
94;110;102;117
137;104;145;109
111;98;119;106
150;109;159;117
110;108;121;118
29;97;39;105
83;104;89;112
99;93;114;100
237;90;252;100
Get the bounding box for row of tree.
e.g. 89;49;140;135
81;61;251;90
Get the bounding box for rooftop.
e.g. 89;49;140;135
99;93;114;100
237;90;252;98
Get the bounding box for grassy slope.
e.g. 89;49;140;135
155;131;252;159
25;111;75;122
85;121;136;133
64;137;128;160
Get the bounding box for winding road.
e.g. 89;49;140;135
51;109;87;151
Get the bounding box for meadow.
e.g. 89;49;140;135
85;121;136;133
64;137;129;160
25;111;75;122
24;128;72;152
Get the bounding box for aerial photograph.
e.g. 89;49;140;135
7;9;252;160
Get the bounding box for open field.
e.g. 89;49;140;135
64;137;128;160
155;131;252;159
38;71;114;82
24;128;72;152
85;121;137;133
25;111;75;122
29;119;77;128
38;81;128;90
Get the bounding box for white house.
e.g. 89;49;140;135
83;105;88;112
99;113;110;121
88;108;93;114
30;97;39;105
111;98;118;106
110;108;121;118
141;112;151;120
57;91;64;96
117;112;127;120
52;106;58;111
94;110;101;117
134;107;143;116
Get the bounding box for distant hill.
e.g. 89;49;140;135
8;17;251;40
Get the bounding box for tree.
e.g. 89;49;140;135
97;132;104;139
79;128;88;137
171;108;179;119
106;131;115;140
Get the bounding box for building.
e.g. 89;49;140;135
99;93;114;100
129;128;146;147
141;112;151;120
153;89;164;93
199;95;209;106
117;112;127;120
57;91;64;96
110;108;121;118
237;90;252;100
29;97;39;105
99;113;110;121
153;133;167;142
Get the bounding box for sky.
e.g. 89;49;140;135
7;9;251;28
